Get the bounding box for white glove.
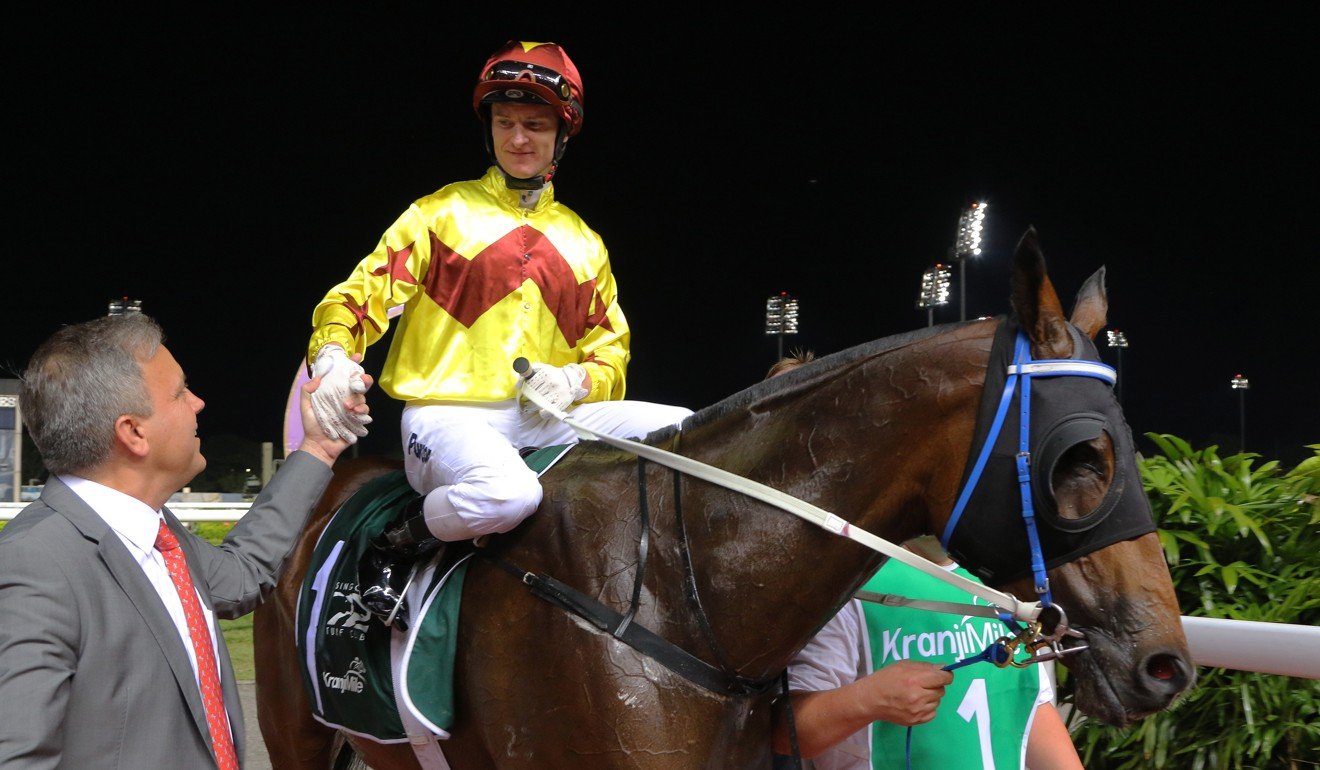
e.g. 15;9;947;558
519;362;589;417
309;345;372;442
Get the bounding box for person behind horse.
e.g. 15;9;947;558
776;537;1084;769
0;312;367;768
765;353;1081;769
305;40;692;626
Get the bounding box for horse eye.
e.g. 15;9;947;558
1049;433;1115;520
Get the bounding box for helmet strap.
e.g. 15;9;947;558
501;161;554;191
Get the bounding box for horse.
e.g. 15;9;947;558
254;228;1194;769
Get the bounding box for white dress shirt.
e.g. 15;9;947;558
60;475;222;689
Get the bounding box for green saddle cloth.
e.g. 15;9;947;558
296;445;572;741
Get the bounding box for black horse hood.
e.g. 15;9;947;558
943;320;1156;587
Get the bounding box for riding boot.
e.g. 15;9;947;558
358;497;442;629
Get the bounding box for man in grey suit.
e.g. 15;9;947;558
0;313;372;768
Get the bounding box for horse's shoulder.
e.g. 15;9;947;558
323;455;404;507
333;454;404;479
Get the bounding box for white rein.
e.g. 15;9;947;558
518;383;1043;625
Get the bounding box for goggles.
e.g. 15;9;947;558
481;60;574;104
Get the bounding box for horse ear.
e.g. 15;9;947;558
1070;266;1109;340
1011;227;1073;358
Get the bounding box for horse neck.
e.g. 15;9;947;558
671;322;992;679
685;323;991;532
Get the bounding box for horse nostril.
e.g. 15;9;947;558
1144;652;1195;695
1149;655;1178;681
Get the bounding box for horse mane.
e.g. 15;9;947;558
647;318;993;441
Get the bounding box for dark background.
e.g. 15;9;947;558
5;8;1316;474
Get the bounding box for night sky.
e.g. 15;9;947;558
6;9;1316;467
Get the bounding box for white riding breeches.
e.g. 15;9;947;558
400;399;692;542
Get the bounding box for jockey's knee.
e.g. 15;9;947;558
422;467;543;541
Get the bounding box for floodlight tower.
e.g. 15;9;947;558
917;263;951;327
1106;329;1129;405
951;201;988;321
765;292;799;361
1230;373;1250;453
107;296;143;316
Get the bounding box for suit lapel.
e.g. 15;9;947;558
41;480;217;746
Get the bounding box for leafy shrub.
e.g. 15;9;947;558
192;521;234;545
1061;436;1320;769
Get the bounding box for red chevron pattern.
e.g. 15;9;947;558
421;225;613;344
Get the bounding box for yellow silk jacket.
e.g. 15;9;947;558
309;167;630;405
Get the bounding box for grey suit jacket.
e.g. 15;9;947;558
0;451;332;769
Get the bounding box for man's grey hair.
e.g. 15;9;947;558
20;313;164;476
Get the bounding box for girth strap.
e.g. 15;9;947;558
672;467;739;678
481;552;775;696
611;457;651;638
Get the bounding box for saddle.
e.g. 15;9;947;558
295;446;572;741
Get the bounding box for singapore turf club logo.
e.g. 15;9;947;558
321;656;367;695
326;580;372;637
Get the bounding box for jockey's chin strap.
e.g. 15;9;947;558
518;380;1044;627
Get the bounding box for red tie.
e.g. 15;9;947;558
155;520;240;770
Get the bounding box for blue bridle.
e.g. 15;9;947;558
940;329;1117;607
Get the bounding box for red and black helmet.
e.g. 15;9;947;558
473;41;584;136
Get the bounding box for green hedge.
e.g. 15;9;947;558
1061;436;1320;769
194;522;256;680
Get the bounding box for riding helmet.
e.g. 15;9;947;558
473;41;584;189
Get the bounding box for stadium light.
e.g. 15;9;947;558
765;292;800;361
107;296;143;316
917;263;952;328
951;201;988;321
1107;329;1129;405
1230;374;1250;453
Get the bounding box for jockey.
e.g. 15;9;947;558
306;40;692;627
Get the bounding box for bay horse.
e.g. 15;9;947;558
255;228;1194;769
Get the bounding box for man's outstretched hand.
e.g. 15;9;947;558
308;345;372;442
300;350;373;465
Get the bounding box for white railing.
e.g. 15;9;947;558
1181;616;1320;679
1;501;251;522
3;501;1318;679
